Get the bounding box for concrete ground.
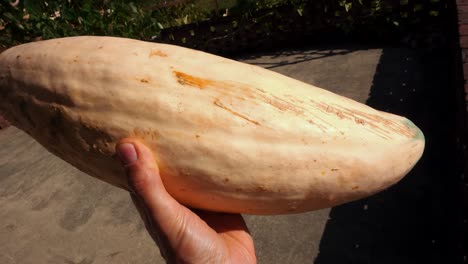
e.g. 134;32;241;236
0;44;459;263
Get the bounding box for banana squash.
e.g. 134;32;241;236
0;36;424;214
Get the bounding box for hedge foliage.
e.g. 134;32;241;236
0;0;210;47
0;0;449;48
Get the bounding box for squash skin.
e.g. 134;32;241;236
0;36;424;215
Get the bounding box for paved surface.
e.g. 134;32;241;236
0;45;458;263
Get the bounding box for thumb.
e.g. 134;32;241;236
115;138;185;230
115;139;220;261
116;139;167;198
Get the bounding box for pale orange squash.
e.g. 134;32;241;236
0;36;424;214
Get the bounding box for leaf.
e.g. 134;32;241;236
372;0;382;11
81;0;93;13
400;0;408;5
345;2;352;12
61;7;77;21
129;2;138;14
24;0;42;15
35;22;43;30
157;22;164;29
296;8;303;16
429;10;439;16
414;4;424;12
3;12;20;24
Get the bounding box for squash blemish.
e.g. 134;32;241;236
213;99;259;126
149;50;167;58
174;71;215;89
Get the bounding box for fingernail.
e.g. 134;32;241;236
116;143;138;166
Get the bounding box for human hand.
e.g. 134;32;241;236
116;138;257;264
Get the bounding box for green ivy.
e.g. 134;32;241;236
0;0;210;47
0;0;449;48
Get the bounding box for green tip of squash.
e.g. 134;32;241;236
402;118;425;142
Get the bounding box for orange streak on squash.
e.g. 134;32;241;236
149;50;168;58
213;99;260;126
173;71;218;89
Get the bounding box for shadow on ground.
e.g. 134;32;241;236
238;47;357;69
315;46;461;263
